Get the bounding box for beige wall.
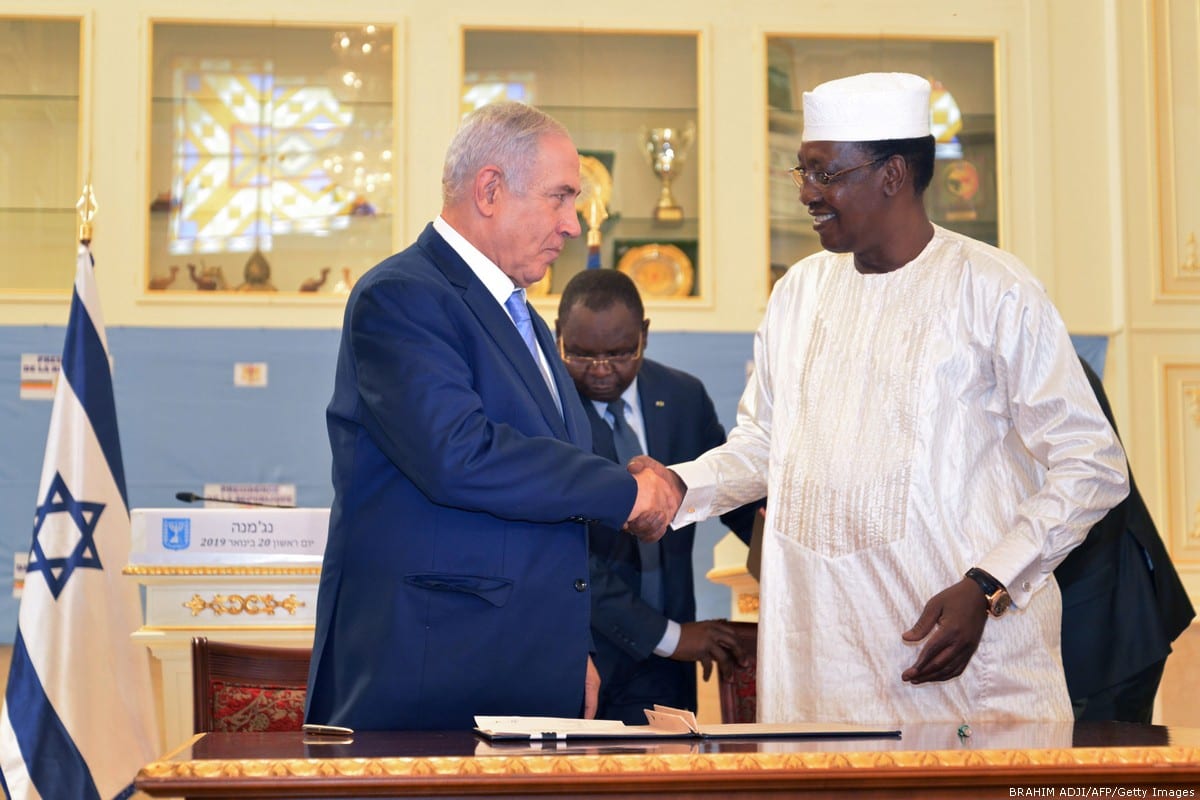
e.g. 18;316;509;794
1162;627;1200;727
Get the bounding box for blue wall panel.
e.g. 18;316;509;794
0;326;755;641
0;325;1109;641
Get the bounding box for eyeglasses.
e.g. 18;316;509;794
558;338;643;370
789;157;886;189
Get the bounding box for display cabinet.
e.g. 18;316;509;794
463;28;702;301
765;37;997;288
146;21;397;297
0;17;81;295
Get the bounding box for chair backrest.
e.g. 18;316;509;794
717;621;758;724
191;636;312;733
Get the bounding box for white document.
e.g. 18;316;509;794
474;705;900;741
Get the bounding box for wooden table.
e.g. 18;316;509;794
136;722;1200;798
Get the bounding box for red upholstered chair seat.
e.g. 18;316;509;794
208;680;308;733
718;621;758;724
191;637;313;734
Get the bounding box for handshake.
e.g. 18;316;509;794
622;456;687;542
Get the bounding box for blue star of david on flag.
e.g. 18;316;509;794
27;472;106;600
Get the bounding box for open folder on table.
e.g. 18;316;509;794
474;704;900;742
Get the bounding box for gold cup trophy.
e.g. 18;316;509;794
640;123;695;224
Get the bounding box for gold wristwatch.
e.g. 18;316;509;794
965;567;1012;618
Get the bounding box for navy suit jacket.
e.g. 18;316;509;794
1056;359;1194;700
582;359;759;720
307;224;638;731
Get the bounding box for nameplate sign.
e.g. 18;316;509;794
130;508;329;566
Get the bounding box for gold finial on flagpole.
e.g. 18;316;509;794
76;182;97;245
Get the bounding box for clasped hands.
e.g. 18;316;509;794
622;455;685;542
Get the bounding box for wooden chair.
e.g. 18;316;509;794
191;636;312;733
717;621;758;724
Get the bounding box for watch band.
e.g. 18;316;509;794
965;567;1012;618
964;567;1004;595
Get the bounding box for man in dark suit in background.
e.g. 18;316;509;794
306;103;680;731
1056;358;1194;722
556;269;760;724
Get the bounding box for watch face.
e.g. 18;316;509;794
990;592;1013;617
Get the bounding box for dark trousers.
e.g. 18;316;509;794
1071;659;1166;723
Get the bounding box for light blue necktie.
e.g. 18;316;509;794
504;288;541;363
607;399;664;612
505;288;561;413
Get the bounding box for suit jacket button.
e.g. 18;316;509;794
574;578;588;592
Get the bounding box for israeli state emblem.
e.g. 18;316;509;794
162;518;191;550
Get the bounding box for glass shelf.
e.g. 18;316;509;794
464;28;702;301
146;213;392;295
0;18;81;294
0;92;80;101
538;217;700;298
0;208;78;291
146;20;397;297
765;36;999;291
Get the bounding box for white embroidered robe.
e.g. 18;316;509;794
673;226;1128;725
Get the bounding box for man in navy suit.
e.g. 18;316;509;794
555;269;761;724
306;102;680;731
1056;358;1194;721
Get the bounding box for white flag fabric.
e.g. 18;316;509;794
0;245;160;799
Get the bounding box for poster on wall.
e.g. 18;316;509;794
19;355;61;400
12;553;27;598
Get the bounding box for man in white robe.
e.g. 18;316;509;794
634;73;1129;726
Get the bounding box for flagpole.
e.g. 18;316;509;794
77;11;95;249
77;12;95;249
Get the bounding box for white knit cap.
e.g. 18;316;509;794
802;72;931;142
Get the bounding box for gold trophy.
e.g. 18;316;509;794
577;154;613;267
640;123;695;224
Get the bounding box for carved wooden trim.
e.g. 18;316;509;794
138;745;1200;780
737;593;760;613
182;593;306;617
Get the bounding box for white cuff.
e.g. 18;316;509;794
653;619;682;657
670;460;717;528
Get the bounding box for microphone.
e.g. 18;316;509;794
174;491;295;509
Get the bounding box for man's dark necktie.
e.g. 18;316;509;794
606;399;664;612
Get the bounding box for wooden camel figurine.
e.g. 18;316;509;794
187;262;218;291
149;265;180;290
299;267;331;293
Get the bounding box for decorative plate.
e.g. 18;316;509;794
576;155;613;215
616;244;694;297
527;265;552;297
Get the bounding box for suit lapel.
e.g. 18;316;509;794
418;225;568;439
532;311;590;444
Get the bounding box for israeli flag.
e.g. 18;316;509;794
0;245;160;799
